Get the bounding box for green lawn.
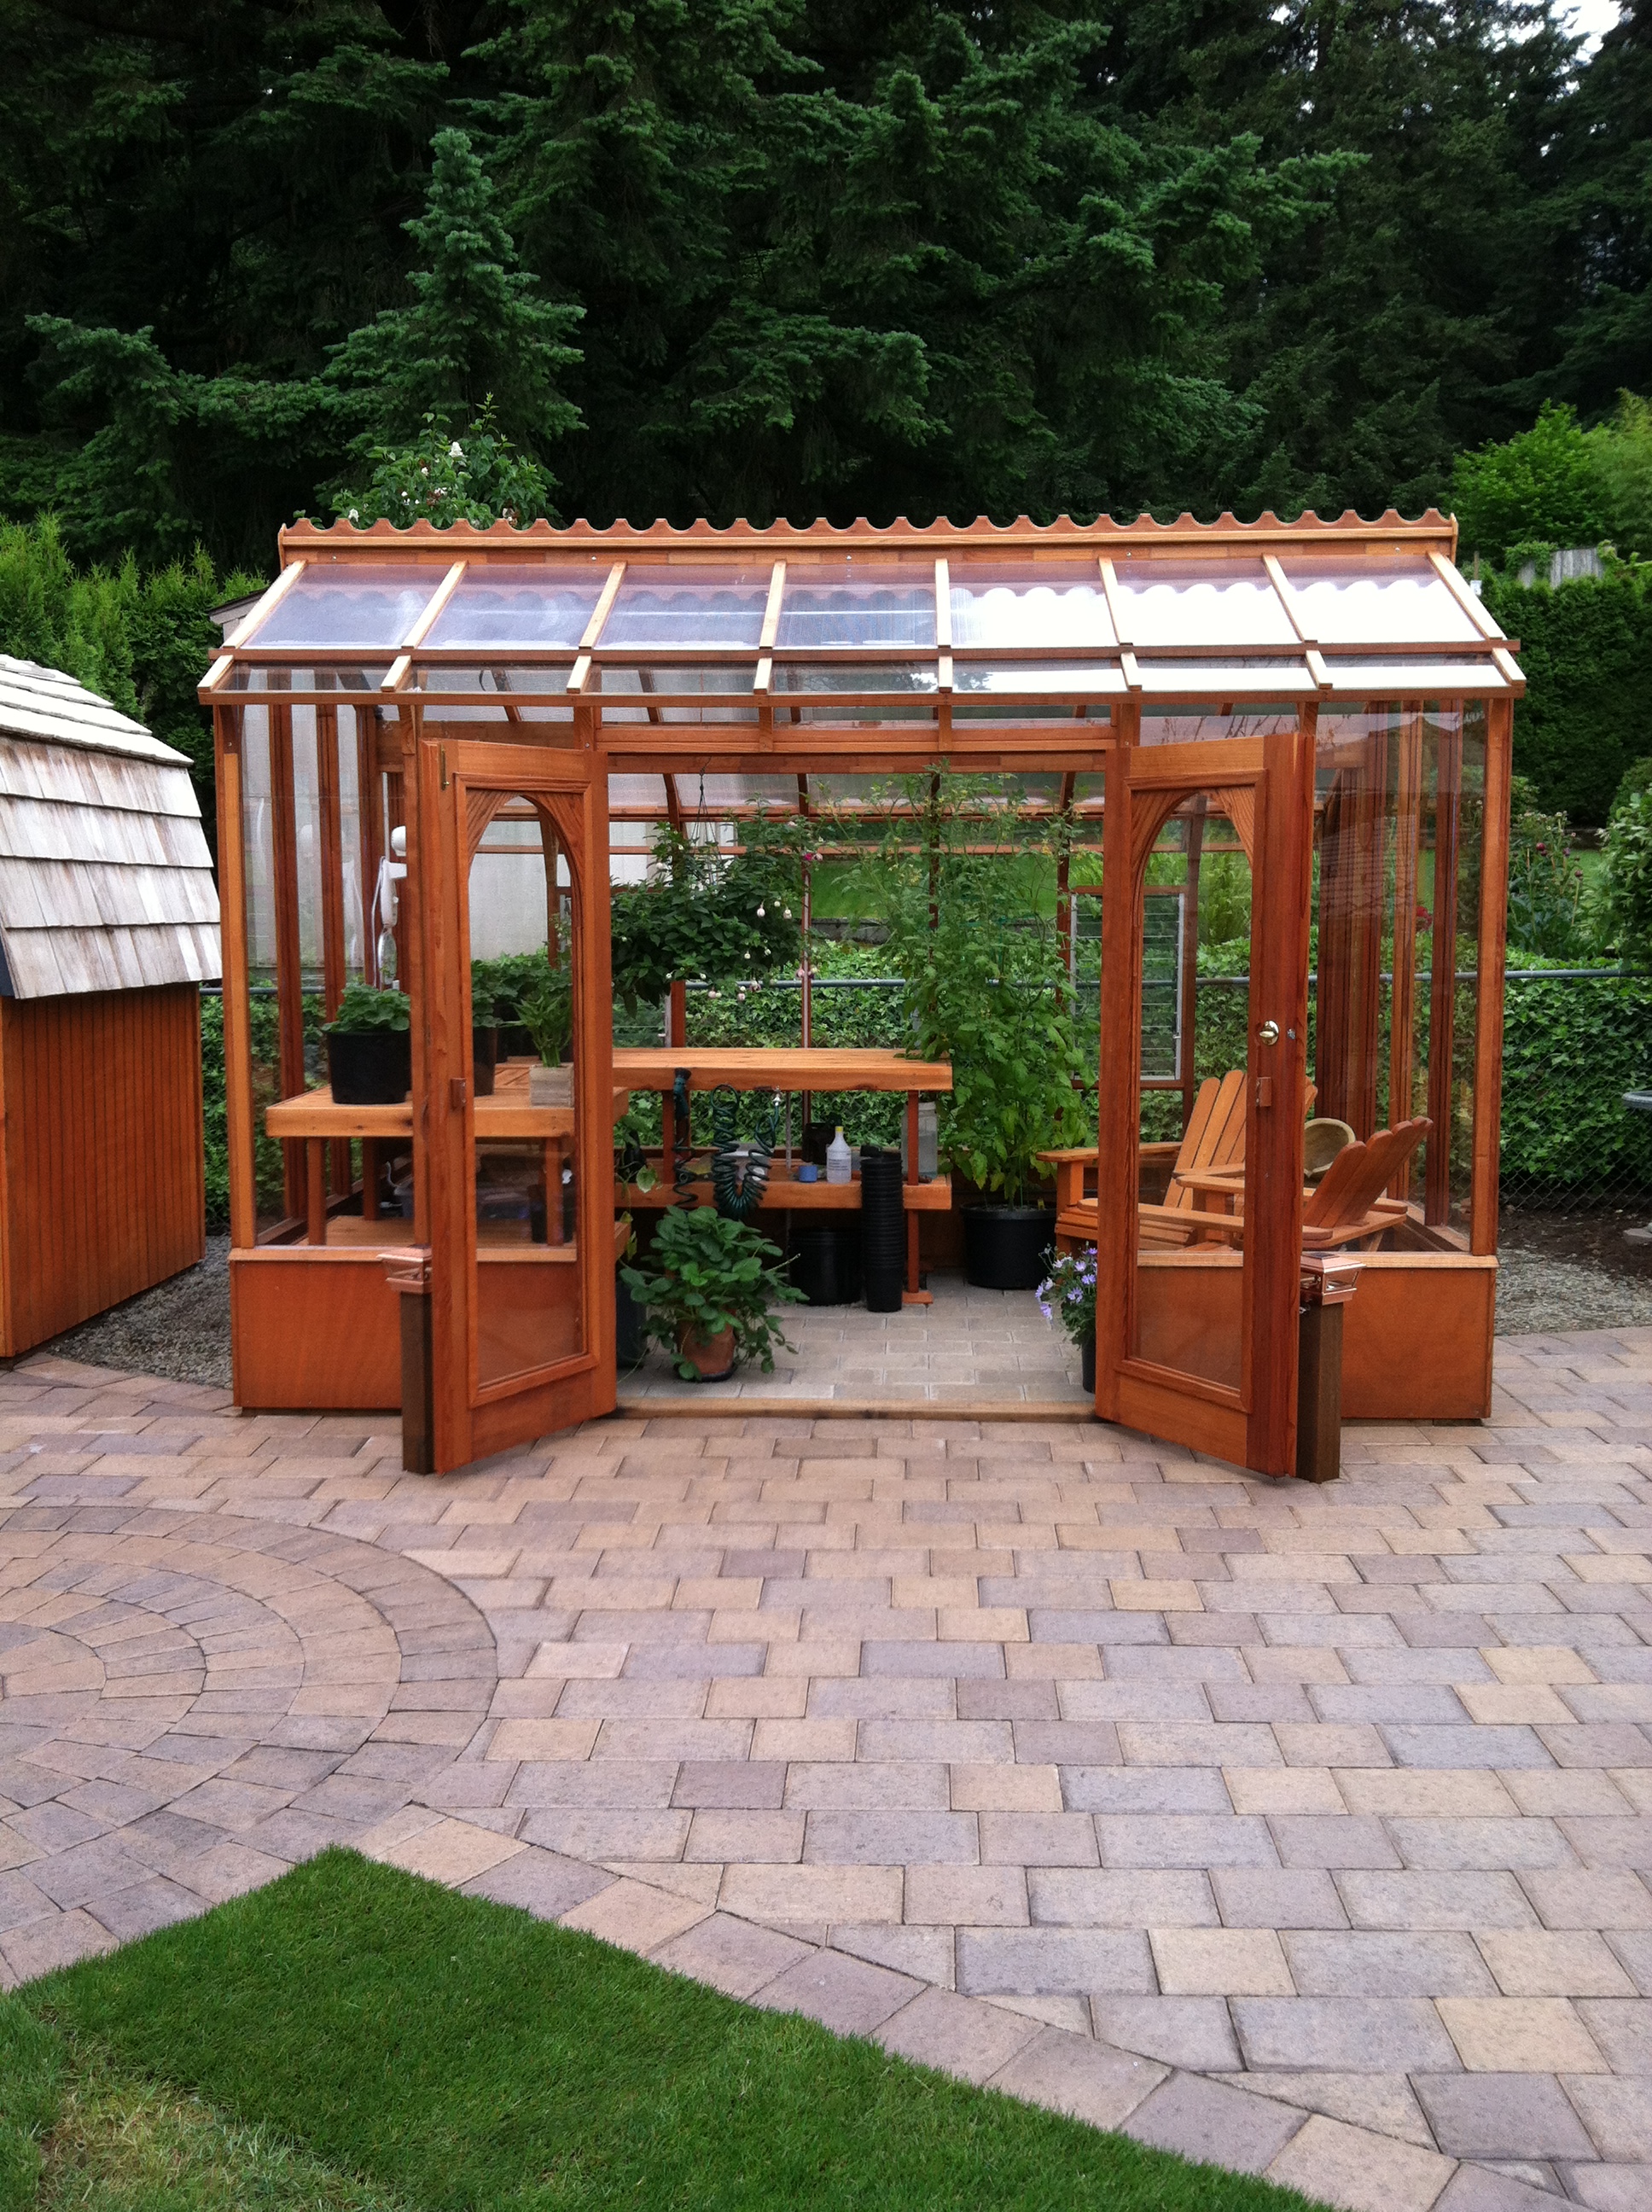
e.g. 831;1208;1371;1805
3;1852;1323;2211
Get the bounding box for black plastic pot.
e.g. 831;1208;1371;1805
326;1027;411;1105
615;1268;648;1366
473;1025;499;1097
963;1204;1056;1291
859;1147;905;1313
789;1224;861;1306
1081;1330;1096;1394
499;1022;533;1059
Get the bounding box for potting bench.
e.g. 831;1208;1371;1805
613;1045;953;1298
265;1064;632;1247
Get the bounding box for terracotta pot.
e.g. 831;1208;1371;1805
678;1324;736;1381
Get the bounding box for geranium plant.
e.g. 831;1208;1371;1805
620;1205;803;1379
325;982;410;1033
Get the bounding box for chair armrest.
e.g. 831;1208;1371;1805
1138;1141;1182;1163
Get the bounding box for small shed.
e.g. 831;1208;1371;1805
0;655;219;1356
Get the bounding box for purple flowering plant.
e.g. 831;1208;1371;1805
1036;1249;1096;1344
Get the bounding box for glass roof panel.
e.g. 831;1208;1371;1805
1110;558;1297;649
1137;659;1312;695
954;661;1124;694
603;567;771;649
1279;556;1481;645
255;565;438;649
607;774;668;809
777;565;936;649
950;564;1115;649
680;775;800;809
428;568;608;648
1323;658;1509;693
775;661;938;694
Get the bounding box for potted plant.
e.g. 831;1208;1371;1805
620;1204;803;1381
324;983;411;1103
522;962;573;1105
1038;1247;1098;1391
468;967;500;1097
860;771;1086;1289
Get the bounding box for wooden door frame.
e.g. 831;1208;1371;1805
1094;717;1315;1476
415;735;617;1472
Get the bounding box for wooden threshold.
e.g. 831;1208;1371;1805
614;1395;1101;1422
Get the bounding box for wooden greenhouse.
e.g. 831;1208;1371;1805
201;513;1520;1478
0;656;218;1356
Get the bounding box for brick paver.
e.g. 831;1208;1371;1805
4;1327;1652;2207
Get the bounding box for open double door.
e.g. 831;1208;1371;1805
407;725;1313;1480
412;737;616;1472
1093;725;1315;1477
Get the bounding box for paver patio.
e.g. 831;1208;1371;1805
3;1330;1651;2212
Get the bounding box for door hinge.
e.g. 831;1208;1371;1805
439;744;449;790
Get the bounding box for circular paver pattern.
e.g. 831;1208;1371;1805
2;1337;1650;2211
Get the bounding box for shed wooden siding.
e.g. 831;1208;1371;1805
0;984;205;1354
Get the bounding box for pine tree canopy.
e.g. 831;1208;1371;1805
0;0;1644;568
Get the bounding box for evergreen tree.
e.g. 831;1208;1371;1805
1541;0;1652;414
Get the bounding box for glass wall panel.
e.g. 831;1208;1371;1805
241;706;276;983
1307;702;1484;1248
464;797;584;1393
290;707;325;987
1131;788;1254;1394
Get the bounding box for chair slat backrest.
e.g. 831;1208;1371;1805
1302;1117;1431;1233
1165;1069;1247;1214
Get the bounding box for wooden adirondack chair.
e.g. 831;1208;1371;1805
1158;1115;1432;1253
1300;1117;1431;1249
1045;1071;1249;1254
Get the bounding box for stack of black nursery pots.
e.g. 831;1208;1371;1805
859;1147;905;1313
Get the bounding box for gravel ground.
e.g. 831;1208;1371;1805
33;1207;1652;1394
42;1235;232;1388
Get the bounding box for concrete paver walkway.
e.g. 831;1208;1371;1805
3;1333;1651;2212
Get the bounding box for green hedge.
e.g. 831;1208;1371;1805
1483;563;1652;827
195;964;1652;1231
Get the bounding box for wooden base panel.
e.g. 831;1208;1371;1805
1341;1252;1496;1422
230;1248;401;1411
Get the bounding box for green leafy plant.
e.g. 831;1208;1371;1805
1504;777;1589;959
520;965;572;1066
468;964;498;1025
609;822;802;1010
620;1206;803;1379
324;983;410;1034
330;401;556;529
852;771;1085;1208
1597;782;1652;964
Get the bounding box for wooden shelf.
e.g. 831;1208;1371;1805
620;1173;952;1213
265;1071;631;1142
614;1046;951;1094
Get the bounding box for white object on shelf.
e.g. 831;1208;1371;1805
901;1098;939;1181
826;1126;852;1184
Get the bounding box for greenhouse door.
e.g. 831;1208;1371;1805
416;737;616;1474
1093;730;1314;1477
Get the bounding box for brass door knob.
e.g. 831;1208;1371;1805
1258;1020;1281;1045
